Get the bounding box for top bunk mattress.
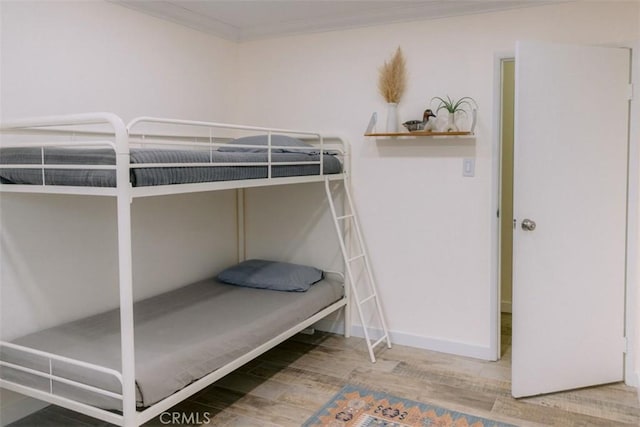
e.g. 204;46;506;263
0;276;344;410
0;147;343;187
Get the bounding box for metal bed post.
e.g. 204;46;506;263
111;116;137;427
342;139;352;339
236;188;246;263
342;176;352;339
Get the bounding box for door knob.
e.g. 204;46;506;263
521;218;537;231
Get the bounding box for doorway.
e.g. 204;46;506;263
498;58;515;358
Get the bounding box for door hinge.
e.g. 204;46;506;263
623;336;628;354
627;83;633;100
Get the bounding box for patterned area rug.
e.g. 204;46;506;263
303;384;516;427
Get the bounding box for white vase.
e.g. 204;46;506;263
386;103;399;133
445;112;458;132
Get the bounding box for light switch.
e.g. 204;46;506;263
463;158;475;177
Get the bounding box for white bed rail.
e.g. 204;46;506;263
0;141;118;184
0;114;348;195
127;116;347;179
0;113;127;195
0;341;125;424
0;112;128;154
0;341;123;397
128;116;327;139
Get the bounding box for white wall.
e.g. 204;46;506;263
234;1;640;358
0;1;239;423
244;183;344;269
0;0;237;122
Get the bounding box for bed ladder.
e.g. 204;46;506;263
325;176;391;363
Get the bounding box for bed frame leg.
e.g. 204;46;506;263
236;189;246;263
344;305;352;338
114;114;138;427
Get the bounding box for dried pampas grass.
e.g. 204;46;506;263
378;47;407;104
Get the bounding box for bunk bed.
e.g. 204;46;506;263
0;113;396;427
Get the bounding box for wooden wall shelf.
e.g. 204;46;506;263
365;131;473;137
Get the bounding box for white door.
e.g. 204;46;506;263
512;41;629;398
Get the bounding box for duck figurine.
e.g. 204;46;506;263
402;109;437;132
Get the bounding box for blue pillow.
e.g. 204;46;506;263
217;259;323;292
218;135;313;153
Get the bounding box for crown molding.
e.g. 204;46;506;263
111;1;563;43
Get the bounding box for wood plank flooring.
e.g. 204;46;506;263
7;314;640;426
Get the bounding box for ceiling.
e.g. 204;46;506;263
111;1;560;42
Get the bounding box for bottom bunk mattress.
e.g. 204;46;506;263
0;276;344;410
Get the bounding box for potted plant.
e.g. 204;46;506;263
378;47;407;132
431;95;477;132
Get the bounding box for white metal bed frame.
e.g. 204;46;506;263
0;112;390;426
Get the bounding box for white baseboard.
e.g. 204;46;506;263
501;300;512;313
626;366;639;388
313;319;493;360
0;390;48;426
352;325;494;360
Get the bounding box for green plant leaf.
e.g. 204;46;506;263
431;95;477;114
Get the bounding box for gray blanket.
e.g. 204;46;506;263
0;277;344;410
0;147;342;187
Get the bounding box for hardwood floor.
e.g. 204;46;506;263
8;314;640;426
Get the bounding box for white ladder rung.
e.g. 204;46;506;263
359;294;377;305
336;214;354;221
371;335;388;350
347;254;365;263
